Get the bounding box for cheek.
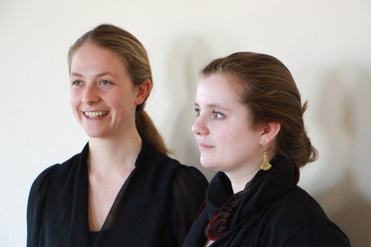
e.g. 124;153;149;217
217;128;240;143
218;126;258;151
69;90;80;108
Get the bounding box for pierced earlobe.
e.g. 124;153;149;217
260;146;272;171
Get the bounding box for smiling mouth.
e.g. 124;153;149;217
83;111;109;118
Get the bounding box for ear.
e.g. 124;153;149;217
135;79;152;105
259;122;281;145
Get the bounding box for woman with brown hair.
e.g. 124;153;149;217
27;24;208;247
182;52;350;246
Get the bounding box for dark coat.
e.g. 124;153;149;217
182;155;350;247
27;140;208;247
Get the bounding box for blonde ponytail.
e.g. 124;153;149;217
136;109;169;155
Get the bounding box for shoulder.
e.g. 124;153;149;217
173;164;208;187
153;149;208;185
141;141;203;173
27;163;61;225
266;186;329;225
142;142;208;186
139;141;179;168
29;163;60;198
28;149;85;197
284;186;333;226
264;186;350;246
284;224;351;247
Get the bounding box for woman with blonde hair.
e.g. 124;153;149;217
27;24;208;247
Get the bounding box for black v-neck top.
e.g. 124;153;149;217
27;140;208;247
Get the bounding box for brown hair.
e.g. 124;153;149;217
68;24;168;154
201;52;317;167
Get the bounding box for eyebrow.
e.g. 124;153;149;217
70;72;118;79
194;102;229;111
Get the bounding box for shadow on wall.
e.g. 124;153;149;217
164;37;216;181
314;65;371;247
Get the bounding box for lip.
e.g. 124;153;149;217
197;142;214;151
82;110;109;119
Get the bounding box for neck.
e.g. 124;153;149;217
87;132;142;175
226;166;260;194
227;148;278;193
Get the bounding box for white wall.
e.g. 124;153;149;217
1;0;370;246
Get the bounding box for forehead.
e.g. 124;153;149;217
74;44;117;59
70;44;127;74
195;73;249;116
197;73;240;100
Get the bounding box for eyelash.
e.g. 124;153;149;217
212;111;224;119
194;108;224;119
100;80;111;85
194;108;200;117
72;80;82;86
71;80;112;86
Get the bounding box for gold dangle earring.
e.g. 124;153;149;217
260;145;272;171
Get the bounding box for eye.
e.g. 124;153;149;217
212;111;224;119
101;80;111;85
194;108;200;117
72;80;83;86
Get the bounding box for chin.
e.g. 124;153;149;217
200;158;219;170
84;130;106;138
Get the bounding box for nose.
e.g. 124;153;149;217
82;84;100;104
192;115;209;136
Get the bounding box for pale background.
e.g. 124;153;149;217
1;0;370;246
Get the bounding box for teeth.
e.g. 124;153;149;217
84;111;108;118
